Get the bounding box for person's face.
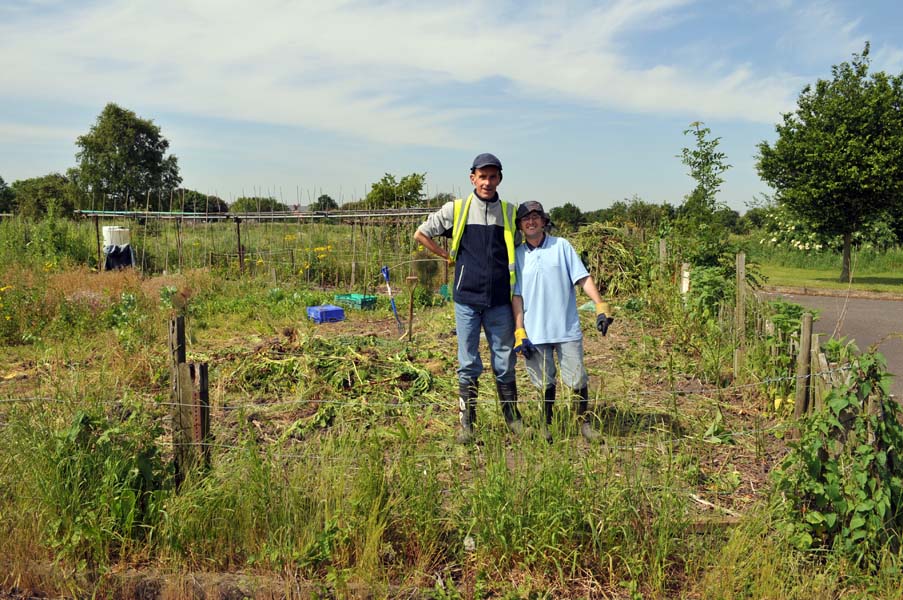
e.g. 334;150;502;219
470;166;502;199
519;211;545;241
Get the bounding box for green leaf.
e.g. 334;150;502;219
850;515;866;529
805;510;826;525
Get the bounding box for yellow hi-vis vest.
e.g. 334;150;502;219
449;193;517;292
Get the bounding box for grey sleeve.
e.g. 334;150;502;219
416;201;456;238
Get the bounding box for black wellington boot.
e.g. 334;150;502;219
574;386;602;442
496;380;525;436
456;379;478;444
541;385;556;444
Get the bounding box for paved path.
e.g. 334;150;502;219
760;290;903;398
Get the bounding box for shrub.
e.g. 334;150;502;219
773;351;903;567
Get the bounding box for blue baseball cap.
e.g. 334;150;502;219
471;153;502;172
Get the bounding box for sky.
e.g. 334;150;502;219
2;0;903;213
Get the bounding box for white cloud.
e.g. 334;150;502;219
775;1;868;67
0;0;851;148
0;121;81;143
872;44;903;74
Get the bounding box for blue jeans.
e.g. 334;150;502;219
454;302;516;385
524;340;588;391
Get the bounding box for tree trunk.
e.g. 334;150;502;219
839;231;852;283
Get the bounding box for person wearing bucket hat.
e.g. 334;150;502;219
414;153;525;443
511;200;613;443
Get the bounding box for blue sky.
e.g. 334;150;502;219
2;0;902;212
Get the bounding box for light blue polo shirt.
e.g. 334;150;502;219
513;234;589;344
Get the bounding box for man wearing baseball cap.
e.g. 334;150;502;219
414;153;524;443
511;200;612;442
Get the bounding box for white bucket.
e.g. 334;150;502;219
102;226;131;247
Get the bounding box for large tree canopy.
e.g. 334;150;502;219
173;189;228;213
0;176;14;214
757;43;903;282
74;103;181;211
549;202;584;231
309;194;338;211
365;173;426;208
230;196;289;213
10;173;78;218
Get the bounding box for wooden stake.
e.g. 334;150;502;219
793;312;813;424
169;316;210;487
680;262;691;297
405;276;418;342
235;217;244;274
735;252;746;345
94;215;102;272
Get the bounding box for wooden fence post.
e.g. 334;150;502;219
680;262;691;297
406;276;418;342
734;252;746;379
176;217;183;271
94;215;103;272
793;313;813;423
170;316;210;487
235;217;244;274
810;332;826;412
735;252;746;342
350;219;356;288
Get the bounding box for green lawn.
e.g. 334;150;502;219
759;263;903;294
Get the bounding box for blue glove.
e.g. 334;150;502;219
514;328;536;359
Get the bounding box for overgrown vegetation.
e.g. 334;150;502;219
2;205;903;598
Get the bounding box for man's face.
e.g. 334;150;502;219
470;166;502;199
519;211;545;240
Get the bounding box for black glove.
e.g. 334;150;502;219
514;328;536;359
595;302;614;336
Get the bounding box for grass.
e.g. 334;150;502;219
758;264;903;294
742;236;903;295
3;226;903;597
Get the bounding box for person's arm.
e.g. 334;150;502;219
414;230;451;262
511;294;534;358
512;294;525;329
576;275;612;334
576;275;604;305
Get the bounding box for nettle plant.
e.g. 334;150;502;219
774;351;903;566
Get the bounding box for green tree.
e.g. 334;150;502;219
674;122;736;268
309;194;338;211
549;202;583;231
587;196;675;231
737;206;769;232
757;43;903;282
365;173;426;208
74;103;181;211
0;176;15;213
678;121;731;224
173;189;228;213
230;196;289;212
10;173;78;218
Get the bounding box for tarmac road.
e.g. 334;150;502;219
760;289;903;399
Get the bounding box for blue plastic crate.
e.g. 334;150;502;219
306;304;345;324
